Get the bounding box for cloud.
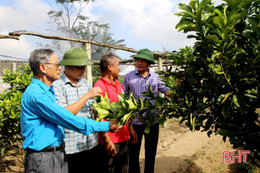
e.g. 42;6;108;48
89;0;195;52
0;0;51;59
0;0;51;32
0;36;34;59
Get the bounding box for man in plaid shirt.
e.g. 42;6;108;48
123;49;170;173
53;48;101;172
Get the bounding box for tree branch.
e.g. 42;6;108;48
0;35;19;40
9;30;138;53
8;30;171;56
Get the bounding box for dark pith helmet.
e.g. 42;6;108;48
60;48;93;66
131;48;155;64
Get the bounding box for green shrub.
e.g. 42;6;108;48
140;0;259;168
0;64;33;155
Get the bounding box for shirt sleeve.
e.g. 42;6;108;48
33;94;109;135
122;74;129;97
158;77;170;94
94;80;107;98
52;81;68;107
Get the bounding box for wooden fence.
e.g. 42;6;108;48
0;60;27;76
1;30;173;85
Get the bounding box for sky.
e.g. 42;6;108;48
0;0;223;60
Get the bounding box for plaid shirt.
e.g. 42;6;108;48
52;73;97;154
122;69;170;125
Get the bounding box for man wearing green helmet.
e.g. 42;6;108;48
52;48;102;172
123;48;170;173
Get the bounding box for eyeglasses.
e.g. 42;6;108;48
45;62;60;69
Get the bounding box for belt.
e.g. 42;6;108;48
26;144;65;153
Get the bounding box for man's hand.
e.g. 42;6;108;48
105;139;117;157
101;132;117;157
86;87;102;99
108;120;122;133
130;126;138;144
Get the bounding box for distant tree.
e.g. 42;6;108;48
46;0;125;59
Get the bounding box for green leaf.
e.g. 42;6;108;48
247;17;258;26
175;12;196;19
219;130;237;136
94;107;110;121
118;93;128;102
242;29;255;38
244;94;257;99
178;3;193;13
159;117;167;126
222;101;231;117
98;101;111;110
126;100;137;110
206;35;219;42
122;110;134;124
144;126;150;134
221;93;231;104
130;92;137;106
228;13;246;25
208;63;224;74
110;101;124;112
212;16;225;27
232;94;243;108
138;96;144;110
117;108;128;118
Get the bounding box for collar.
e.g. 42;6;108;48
134;69;151;78
32;78;53;93
100;76;118;86
61;72;83;87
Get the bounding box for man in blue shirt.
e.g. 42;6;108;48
21;49;121;173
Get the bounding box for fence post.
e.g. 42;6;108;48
82;43;93;86
157;56;163;98
157;56;163;71
12;61;17;72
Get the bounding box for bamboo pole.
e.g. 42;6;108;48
0;35;19;40
157;56;163;71
8;30;171;57
9;30;138;53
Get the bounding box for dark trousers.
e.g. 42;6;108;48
129;123;159;173
97;141;129;173
67;146;100;173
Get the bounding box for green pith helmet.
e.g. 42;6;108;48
60;48;93;66
131;48;155;64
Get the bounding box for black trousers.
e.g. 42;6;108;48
129;123;159;173
96;141;129;173
67;146;100;173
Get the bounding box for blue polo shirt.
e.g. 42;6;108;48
20;78;109;151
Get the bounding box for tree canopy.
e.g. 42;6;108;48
46;0;125;59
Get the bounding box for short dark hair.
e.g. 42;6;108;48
29;49;54;76
100;53;118;73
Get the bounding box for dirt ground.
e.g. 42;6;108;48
0;118;259;173
139;119;258;173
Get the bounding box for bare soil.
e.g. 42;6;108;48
0;118;259;173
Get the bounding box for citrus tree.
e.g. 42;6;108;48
0;64;33;155
140;0;260;167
